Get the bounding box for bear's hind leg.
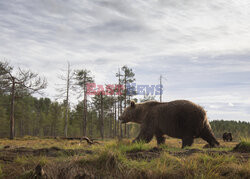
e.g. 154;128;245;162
182;137;194;148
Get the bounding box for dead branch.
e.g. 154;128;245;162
60;136;100;145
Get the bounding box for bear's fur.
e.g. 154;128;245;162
119;100;220;148
223;132;232;142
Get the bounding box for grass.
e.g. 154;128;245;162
78;138;249;178
0;164;2;178
0;137;249;178
240;137;250;142
14;155;49;166
0;137;92;150
233;137;250;153
113;140;151;153
184;154;236;178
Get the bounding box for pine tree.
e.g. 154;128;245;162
0;61;47;139
75;69;94;136
121;65;136;137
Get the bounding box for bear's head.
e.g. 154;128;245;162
119;101;141;124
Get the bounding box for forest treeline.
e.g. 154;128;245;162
0;61;249;140
0;95;139;138
210;120;250;139
0;93;249;139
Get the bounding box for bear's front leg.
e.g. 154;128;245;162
133;124;153;143
155;131;165;145
182;136;194;148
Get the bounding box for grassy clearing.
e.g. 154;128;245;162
77;141;249;178
0;137;249;178
77;138;249;178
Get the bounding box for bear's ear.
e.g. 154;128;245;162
130;100;135;108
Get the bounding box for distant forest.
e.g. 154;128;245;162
1;61;249;140
0;95;139;139
210;120;250;139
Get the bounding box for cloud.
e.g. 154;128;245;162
228;102;234;107
209;105;221;109
0;0;250;122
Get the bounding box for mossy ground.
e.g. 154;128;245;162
0;137;249;178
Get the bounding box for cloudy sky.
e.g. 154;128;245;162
1;0;250;122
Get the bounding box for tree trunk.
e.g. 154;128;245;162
64;104;69;137
83;77;87;136
89;111;93;138
124;76;127;137
18;117;22;137
119;96;123;138
127;96;130;138
100;92;104;139
117;99;120;138
21;118;23;137
114;101;117;137
50;124;53;137
64;64;70;137
109;114;112;138
9;78;15;140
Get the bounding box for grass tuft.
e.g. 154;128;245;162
233;138;250;152
183;153;237;178
240;137;250;143
118;142;151;153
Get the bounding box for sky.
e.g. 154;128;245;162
0;0;250;122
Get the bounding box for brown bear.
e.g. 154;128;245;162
223;132;232;142
119;100;220;148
